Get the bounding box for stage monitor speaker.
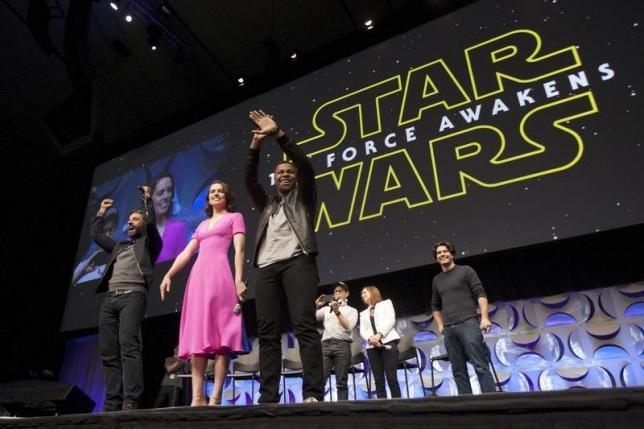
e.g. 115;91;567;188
0;381;95;417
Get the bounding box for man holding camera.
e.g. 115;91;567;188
315;281;358;401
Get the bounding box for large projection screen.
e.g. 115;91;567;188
61;0;644;331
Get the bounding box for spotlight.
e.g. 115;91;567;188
109;1;119;11
124;14;133;23
289;51;298;61
237;77;245;87
364;19;374;30
146;25;161;51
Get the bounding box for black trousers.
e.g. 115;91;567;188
98;291;147;411
255;254;324;403
367;342;401;399
153;386;183;408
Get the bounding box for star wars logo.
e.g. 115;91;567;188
296;29;614;231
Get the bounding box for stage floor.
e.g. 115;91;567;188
1;387;643;428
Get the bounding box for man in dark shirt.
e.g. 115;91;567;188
153;347;189;408
245;110;324;403
91;188;163;411
431;240;496;394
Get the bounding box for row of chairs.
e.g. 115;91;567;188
179;332;502;404
230;331;428;403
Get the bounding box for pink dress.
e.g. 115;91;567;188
178;212;247;359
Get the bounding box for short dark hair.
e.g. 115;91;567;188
334;281;349;293
274;160;297;172
205;180;236;217
127;209;145;220
432;241;456;260
150;171;175;216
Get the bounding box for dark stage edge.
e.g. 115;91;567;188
1;388;643;429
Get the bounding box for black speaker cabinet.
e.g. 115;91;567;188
0;381;95;416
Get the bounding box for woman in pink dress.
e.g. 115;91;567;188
160;180;248;406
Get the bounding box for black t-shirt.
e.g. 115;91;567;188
431;265;486;326
161;357;188;387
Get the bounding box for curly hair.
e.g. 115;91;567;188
432;241;456;260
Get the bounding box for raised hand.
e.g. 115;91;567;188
315;294;326;309
140;185;152;199
249;110;279;136
99;199;114;215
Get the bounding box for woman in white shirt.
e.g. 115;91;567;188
359;286;401;398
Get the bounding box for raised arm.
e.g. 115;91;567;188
140;186;163;262
246;110;317;209
245;130;270;212
90;199;117;253
251;109;316;208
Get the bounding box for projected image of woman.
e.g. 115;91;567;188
150;172;188;262
160;180;248;406
359;285;402;399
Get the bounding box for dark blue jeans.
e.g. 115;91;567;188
98;291;147;411
255;254;324;403
322;339;351;400
443;317;496;394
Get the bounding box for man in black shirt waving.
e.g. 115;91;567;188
431;241;496;395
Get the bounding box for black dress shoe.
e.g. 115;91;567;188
122;401;141;411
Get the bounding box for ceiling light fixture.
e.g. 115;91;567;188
146;24;161;51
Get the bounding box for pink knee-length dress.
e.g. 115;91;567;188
177;212;248;358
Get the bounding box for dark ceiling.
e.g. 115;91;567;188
1;0;475;161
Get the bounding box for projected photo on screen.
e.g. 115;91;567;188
71;135;228;286
61;0;644;331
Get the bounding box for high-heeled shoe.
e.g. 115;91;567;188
191;396;208;406
208;395;222;406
